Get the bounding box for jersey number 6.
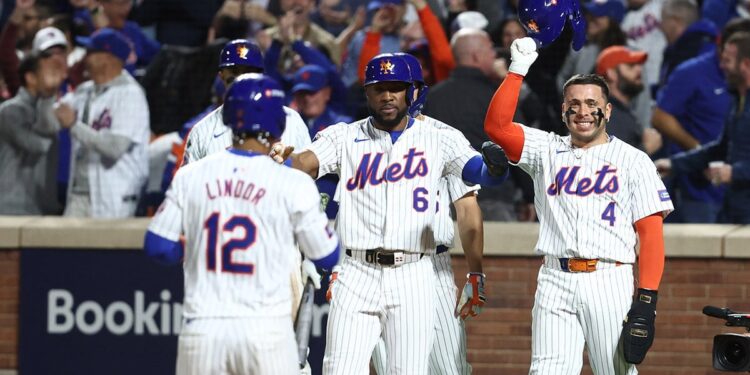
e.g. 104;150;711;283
204;212;257;274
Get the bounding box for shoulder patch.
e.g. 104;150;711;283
658;189;671;202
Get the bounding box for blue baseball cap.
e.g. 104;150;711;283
76;28;132;64
367;0;403;11
582;0;626;23
291;65;329;94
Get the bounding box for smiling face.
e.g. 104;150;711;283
562;83;612;148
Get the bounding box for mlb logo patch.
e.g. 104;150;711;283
658;190;671;202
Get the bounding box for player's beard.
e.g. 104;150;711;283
367;104;409;130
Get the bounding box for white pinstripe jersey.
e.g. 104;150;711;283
181;105;311;165
307;117;479;253
148;150;338;319
421;116;480;247
516;126;673;263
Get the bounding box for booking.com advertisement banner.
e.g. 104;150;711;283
19;249;331;375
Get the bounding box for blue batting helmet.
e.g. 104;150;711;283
364;54;416;105
219;39;264;70
222;73;286;140
394;52;429;117
518;0;586;51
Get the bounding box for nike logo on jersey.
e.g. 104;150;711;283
213;130;228;138
354;138;369;143
556;150;569;154
547;165;619;196
346;148;428;190
714;87;725;95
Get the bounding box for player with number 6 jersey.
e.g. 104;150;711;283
144;74;340;375
269;54;503;374
485;37;673;374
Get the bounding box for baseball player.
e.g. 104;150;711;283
270;54;503;375
484;37;673;374
176;38;318;324
144;73;341;375
360;52;508;375
179;39;311;168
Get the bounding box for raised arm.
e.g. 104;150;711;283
483;38;538;162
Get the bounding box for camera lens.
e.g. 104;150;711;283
722;342;747;366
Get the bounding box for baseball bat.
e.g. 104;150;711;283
295;279;316;369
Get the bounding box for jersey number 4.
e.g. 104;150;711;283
204;212;256;274
601;202;616;227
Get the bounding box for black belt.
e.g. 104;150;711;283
345;249;424;266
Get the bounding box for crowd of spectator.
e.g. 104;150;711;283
1;0;750;224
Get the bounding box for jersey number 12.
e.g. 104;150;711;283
204;212;256;274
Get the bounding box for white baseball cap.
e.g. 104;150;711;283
454;11;489;31
32;27;68;54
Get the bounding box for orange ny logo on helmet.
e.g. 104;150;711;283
526;20;540;33
380;59;395;74
236;45;249;59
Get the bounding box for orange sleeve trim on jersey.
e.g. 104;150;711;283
358;31;382;84
417;6;455;82
484;73;525;162
635;213;665;290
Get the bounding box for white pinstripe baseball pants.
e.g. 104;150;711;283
176;317;298;375
323;254;436;375
371;251;471;375
529;263;637;375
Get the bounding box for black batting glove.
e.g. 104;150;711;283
622;288;658;364
481;141;509;177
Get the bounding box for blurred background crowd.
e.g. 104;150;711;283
1;0;749;224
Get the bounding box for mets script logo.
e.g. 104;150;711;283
92;109;112;131
380;59;395;75
346;148;428;190
547;165;619;196
236;45;249;59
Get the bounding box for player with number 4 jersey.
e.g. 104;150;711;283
144;74;340;375
485;37;673;375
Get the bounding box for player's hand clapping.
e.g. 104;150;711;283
508;37;539;77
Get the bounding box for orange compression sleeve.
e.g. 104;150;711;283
417;6;455;82
483;73;525;162
634;213;666;290
358;31;382;84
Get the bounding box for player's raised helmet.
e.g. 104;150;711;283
364;54;416;105
219;39;264;70
393;52;429;117
223;73;286;140
518;0;587;51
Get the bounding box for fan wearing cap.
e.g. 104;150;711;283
0;52;65;215
32;26;69;78
290;64;352;220
596;45;662;153
53;28;150;218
